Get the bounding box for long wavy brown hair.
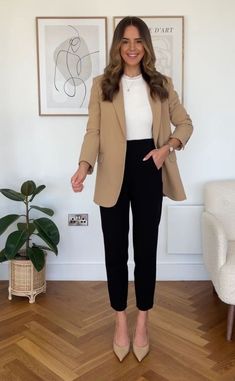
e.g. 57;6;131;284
101;16;169;102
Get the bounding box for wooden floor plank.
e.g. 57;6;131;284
17;338;78;381
9;345;64;381
4;359;44;381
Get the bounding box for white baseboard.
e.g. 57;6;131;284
0;261;209;281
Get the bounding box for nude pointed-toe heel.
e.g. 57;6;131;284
133;341;149;362
133;331;150;362
113;341;130;362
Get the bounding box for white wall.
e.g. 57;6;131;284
1;0;235;281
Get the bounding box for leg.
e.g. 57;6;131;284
29;294;36;304
134;310;149;346
227;305;235;341
131;174;162;347
133;309;150;362
127;139;163;351
100;186;130;311
131;158;163;311
100;181;130;350
8;286;12;301
114;310;130;347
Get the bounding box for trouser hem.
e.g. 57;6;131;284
111;304;127;312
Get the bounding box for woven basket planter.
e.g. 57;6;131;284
8;257;46;304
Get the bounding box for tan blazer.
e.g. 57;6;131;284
79;75;193;207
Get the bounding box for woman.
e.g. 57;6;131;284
71;16;193;362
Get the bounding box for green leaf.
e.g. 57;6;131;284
0;189;25;202
0;214;20;235
0;249;7;263
21;180;36;196
34;218;59;254
34;218;60;245
5;230;28;259
17;222;35;235
30;205;54;216
29;185;46;202
36;232;58;254
27;247;45;272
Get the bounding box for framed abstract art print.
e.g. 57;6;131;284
36;17;107;115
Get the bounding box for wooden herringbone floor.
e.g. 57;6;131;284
0;280;235;381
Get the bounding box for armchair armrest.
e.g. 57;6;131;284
202;211;227;275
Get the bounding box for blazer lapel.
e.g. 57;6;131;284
146;86;162;144
112;82;126;137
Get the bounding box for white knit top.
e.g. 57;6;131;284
121;74;153;141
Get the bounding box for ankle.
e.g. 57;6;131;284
114;314;130;346
116;311;127;323
136;311;148;327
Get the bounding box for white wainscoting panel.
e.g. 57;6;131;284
167;205;204;255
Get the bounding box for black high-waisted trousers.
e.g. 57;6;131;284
100;139;163;311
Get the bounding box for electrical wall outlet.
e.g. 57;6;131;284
68;214;88;226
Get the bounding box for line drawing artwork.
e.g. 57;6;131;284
151;35;173;77
143;17;184;102
37;17;107;115
53;25;99;108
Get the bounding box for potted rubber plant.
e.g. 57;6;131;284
0;180;60;303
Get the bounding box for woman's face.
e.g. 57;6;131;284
120;25;145;73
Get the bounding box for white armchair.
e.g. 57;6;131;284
202;180;235;340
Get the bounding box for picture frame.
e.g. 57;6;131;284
36;17;107;116
114;16;184;102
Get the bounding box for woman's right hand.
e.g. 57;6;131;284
71;162;90;192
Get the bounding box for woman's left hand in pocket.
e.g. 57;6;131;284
143;145;169;169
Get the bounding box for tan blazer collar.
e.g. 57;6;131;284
147;86;162;141
112;82;126;137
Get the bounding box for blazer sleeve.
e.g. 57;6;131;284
78;77;101;174
167;77;193;149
